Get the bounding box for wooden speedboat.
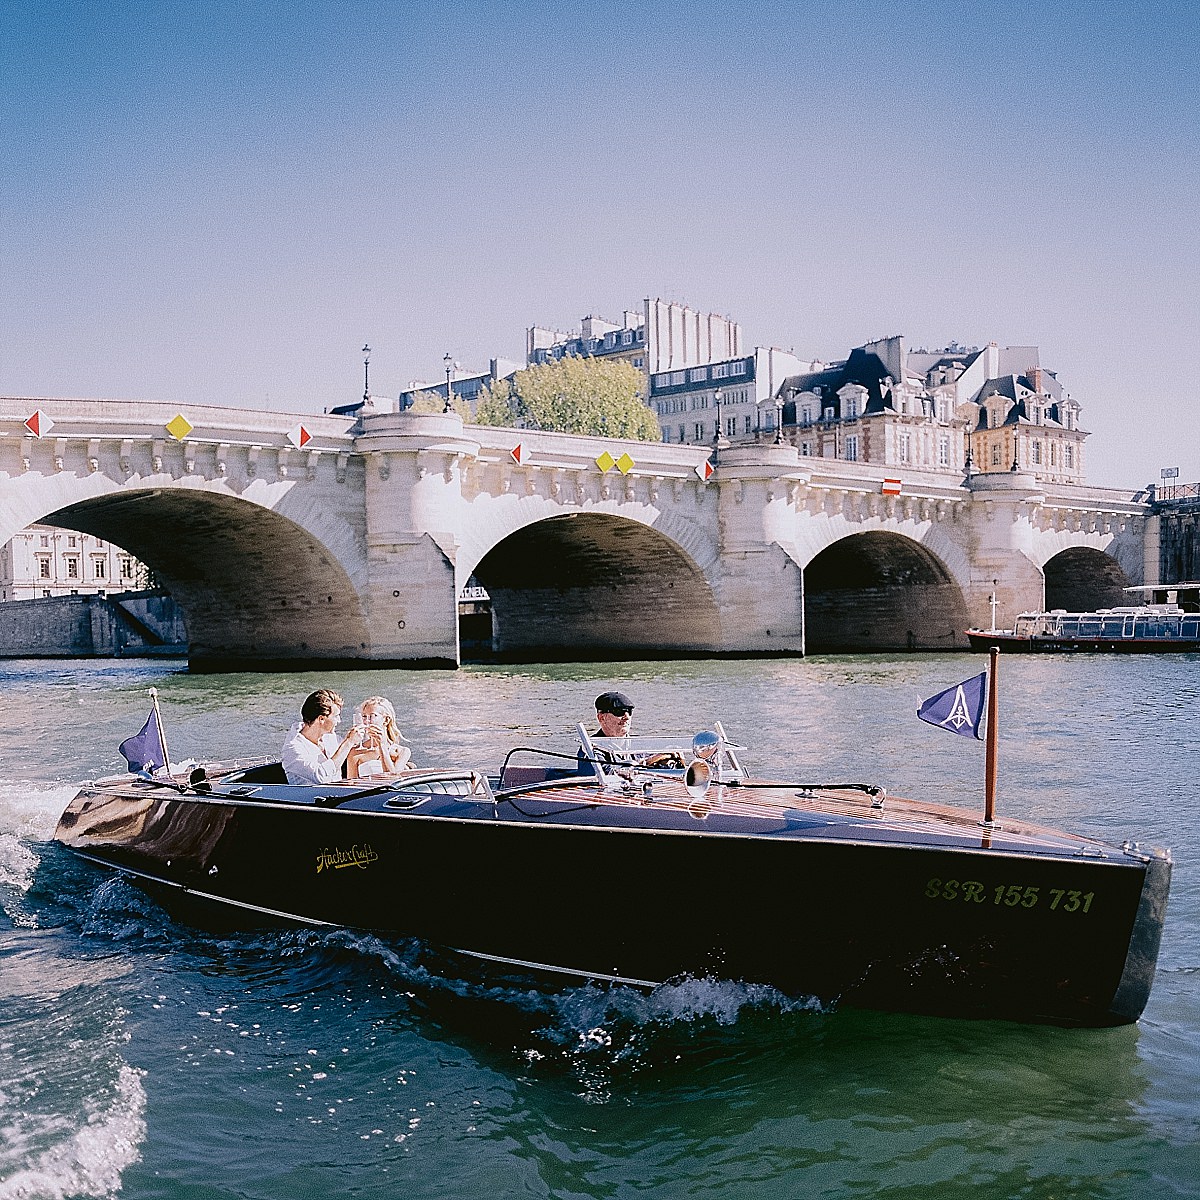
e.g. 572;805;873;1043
52;725;1171;1028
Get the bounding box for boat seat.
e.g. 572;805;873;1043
233;761;289;784
499;765;580;788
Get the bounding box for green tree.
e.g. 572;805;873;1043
406;389;470;417
474;357;660;441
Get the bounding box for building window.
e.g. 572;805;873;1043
121;558;135;579
662;428;671;443
711;363;728;378
42;589;50;598
938;435;950;467
689;367;707;383
65;558;79;578
68;536;77;548
726;417;737;437
1033;440;1042;465
40;535;49;547
845;435;858;462
899;432;911;463
38;558;51;578
846;397;858;419
633;357;644;368
800;441;812;457
729;361;747;376
1065;445;1074;468
744;415;752;434
991;443;1001;466
695;423;705;441
93;558;106;579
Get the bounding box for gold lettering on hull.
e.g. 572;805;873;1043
924;877;1097;914
316;844;379;873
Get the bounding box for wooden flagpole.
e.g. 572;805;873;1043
149;687;171;775
983;647;999;825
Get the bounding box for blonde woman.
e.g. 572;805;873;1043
345;696;412;778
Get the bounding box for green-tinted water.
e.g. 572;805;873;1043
1;654;1196;1198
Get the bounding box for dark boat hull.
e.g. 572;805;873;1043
55;782;1170;1026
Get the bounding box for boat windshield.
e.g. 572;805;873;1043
577;723;745;785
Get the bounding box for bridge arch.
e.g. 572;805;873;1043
1043;546;1130;611
803;530;970;652
467;512;722;660
41;488;370;669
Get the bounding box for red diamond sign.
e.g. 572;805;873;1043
695;459;714;482
24;410;53;438
287;423;312;449
510;443;524;465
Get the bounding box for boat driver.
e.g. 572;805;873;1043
579;690;684;770
282;689;365;784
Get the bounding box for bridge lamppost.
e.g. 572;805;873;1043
362;344;371;403
712;387;723;464
774;395;784;445
443;353;454;413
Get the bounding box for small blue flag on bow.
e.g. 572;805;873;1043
917;671;987;740
119;707;166;772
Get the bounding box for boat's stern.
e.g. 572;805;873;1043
1108;845;1172;1023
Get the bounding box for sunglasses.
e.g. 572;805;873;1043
606;706;634;717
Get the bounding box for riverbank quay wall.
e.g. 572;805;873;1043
1;397;1152;667
0;589;187;657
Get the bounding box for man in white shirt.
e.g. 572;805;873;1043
281;689;364;784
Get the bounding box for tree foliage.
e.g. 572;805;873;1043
473;357;660;441
406;389;470;417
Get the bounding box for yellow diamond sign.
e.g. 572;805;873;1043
165;413;193;441
595;450;615;473
615;452;635;475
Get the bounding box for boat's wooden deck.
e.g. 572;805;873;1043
503;776;1100;853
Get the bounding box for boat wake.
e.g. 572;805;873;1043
0;1062;146;1200
263;927;830;1097
0;938;146;1200
0;782;83;928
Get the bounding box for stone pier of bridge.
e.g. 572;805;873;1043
0;399;1153;667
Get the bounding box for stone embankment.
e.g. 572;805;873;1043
0;590;187;658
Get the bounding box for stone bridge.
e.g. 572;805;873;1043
0;397;1154;668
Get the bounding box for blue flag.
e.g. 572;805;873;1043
119;707;166;772
917;672;987;740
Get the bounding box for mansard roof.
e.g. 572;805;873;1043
781;348;895;414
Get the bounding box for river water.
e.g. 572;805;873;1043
0;654;1197;1199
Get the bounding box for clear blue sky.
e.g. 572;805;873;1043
2;0;1197;488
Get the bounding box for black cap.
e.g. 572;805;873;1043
595;690;634;714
